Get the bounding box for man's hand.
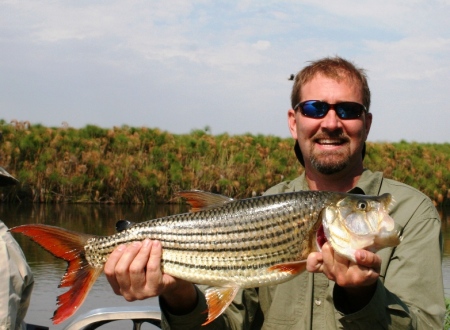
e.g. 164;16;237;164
307;243;381;313
104;239;197;314
104;239;173;300
307;243;381;286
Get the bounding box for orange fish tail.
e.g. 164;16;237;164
10;224;102;324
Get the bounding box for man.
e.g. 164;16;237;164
105;57;445;328
0;167;34;330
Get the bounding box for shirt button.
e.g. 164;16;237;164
314;298;322;306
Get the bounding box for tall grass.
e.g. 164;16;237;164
446;298;450;330
0;120;449;206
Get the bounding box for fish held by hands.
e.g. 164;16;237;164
10;190;402;325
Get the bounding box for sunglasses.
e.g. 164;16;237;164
294;100;367;119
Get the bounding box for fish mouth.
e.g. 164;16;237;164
316;224;327;250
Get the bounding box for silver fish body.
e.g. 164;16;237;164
86;190;401;288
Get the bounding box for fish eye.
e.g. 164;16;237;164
357;201;368;210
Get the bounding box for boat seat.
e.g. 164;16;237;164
62;306;162;330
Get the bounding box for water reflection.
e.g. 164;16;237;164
439;206;450;298
1;203;449;329
440;207;450;253
1;203;186;330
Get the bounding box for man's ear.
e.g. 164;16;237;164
288;109;298;139
364;112;373;139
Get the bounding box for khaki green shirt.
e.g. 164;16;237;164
0;221;34;330
161;170;445;329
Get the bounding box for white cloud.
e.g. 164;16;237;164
364;36;450;80
252;40;271;51
0;0;448;142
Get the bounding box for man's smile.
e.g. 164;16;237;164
315;138;345;145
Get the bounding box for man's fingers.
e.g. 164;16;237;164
306;251;324;273
104;241;143;297
355;250;382;272
147;240;162;273
104;244;127;293
128;239;152;289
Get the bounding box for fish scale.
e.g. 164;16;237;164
10;189;401;325
84;191;337;287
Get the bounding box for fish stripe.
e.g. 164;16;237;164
85;191;334;282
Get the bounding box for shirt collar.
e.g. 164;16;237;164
354;169;383;196
296;169;383;195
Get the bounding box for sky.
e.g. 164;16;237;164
1;0;449;143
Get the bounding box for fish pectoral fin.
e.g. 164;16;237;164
268;260;307;275
203;286;240;325
176;190;234;212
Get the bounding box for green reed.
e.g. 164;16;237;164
0;120;448;206
446;298;450;330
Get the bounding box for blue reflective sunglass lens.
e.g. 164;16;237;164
335;103;365;119
296;101;365;119
301;101;327;118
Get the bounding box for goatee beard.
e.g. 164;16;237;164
310;150;350;175
309;130;351;174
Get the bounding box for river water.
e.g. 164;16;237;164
1;203;449;329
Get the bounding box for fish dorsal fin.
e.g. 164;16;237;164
203;286;240;325
115;220;135;232
176;190;234;212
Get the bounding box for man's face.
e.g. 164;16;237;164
288;74;372;175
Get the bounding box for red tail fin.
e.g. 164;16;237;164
10;224;102;324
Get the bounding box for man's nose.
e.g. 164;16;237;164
320;109;342;130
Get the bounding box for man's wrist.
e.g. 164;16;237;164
333;281;377;314
160;281;198;315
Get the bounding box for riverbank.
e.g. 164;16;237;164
0;120;448;206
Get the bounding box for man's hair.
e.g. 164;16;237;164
290;56;371;111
